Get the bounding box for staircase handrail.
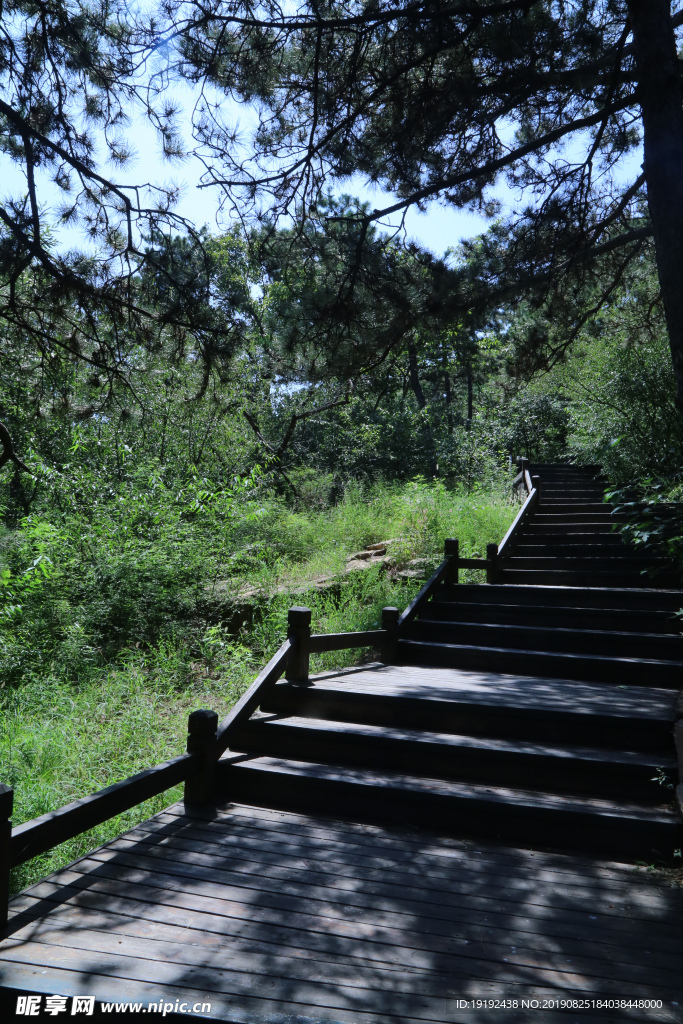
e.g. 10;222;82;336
497;479;540;564
216;639;293;758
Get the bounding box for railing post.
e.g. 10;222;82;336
531;474;541;503
444;538;459;584
286;606;311;682
184;710;218;807
381;606;400;663
486;543;499;585
0;784;13;931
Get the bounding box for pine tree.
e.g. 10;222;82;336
172;0;683;407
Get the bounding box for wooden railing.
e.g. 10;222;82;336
432;462;540;586
0;462;541;929
0;607;402;930
497;463;540;575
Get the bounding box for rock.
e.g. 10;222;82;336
346;539;399;561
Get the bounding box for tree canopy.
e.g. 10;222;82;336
4;1;683;416
168;0;683;403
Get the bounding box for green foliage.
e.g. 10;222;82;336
606;475;683;576
496;393;571;464
565;332;681;482
491;257;682;482
0;457;265;685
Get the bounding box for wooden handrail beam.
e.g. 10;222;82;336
309;630;385;653
216;638;292;757
10;753;197;868
398;559;450;628
497;486;539;562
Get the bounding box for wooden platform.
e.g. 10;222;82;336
1;800;683;1022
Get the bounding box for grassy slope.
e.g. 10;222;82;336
1;478;517;894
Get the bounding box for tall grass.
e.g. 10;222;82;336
219;476;517;593
1;641;255;894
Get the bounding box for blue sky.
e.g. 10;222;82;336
0;73;642;262
0;84;499;260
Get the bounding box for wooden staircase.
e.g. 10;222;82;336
497;463;679;588
219;464;683;863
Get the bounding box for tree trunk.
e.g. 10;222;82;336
466;359;473;424
407;341;438;476
407;341;427;410
627;0;683;411
441;352;453;432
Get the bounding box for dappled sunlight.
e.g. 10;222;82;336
1;803;682;1019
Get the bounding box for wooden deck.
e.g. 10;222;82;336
1;790;683;1020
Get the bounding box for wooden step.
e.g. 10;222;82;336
524;522;617;534
397;638;683;687
514;537;626;549
541;487;606;494
436;583;683;611
531;514;626;525
539;502;612;512
261;670;677;750
502;556;669;571
426;600;683;633
217;755;683;861
407;618;683;660
231;715;677;803
510;537;656;552
511;546;639;558
498;569;680;587
540;491;610;499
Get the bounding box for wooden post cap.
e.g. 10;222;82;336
486;543;498;559
444;538;459;556
187;709;218;736
288;606;312;627
381;606;399;628
0;784;12;818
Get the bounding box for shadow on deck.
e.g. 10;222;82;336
1;799;683;1022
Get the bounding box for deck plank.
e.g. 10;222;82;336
106;819;683;928
8;883;683;987
75;841;683;952
294;665;678;719
10;860;683;972
2;800;683;1022
130;812;678;902
181;802;674;881
150;806;676;890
